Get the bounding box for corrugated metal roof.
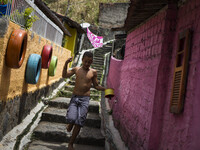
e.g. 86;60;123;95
54;13;85;34
34;0;71;36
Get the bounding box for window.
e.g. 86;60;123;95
170;29;191;114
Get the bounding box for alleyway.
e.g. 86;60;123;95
0;42;127;150
26;43;112;149
1;0;200;150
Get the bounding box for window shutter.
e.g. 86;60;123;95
170;29;191;114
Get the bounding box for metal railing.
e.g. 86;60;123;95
3;0;63;45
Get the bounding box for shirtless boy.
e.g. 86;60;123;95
62;51;105;150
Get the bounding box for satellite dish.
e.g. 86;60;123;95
80;22;90;28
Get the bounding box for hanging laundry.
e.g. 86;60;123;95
87;27;103;48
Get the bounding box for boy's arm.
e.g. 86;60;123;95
92;70;106;91
62;57;75;78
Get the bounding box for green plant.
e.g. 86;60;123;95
24;7;39;29
42;0;130;26
9;9;23;20
0;0;8;4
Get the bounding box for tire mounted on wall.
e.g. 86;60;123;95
25;54;42;84
5;29;27;68
48;56;58;76
41;44;53;69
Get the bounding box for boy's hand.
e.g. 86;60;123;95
66;57;73;63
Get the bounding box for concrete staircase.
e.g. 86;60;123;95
27;84;104;150
26;42;113;150
92;42;112;81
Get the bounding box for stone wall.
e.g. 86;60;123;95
106;0;200;149
98;3;129;29
0;78;64;141
0;18;71;141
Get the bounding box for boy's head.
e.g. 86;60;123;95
82;51;93;70
83;51;93;59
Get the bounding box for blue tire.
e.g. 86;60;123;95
25;54;42;84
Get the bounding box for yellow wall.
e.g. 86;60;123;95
0;21;71;101
63;24;77;66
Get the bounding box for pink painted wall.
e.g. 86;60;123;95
107;8;166;149
106;0;200;149
159;0;200;149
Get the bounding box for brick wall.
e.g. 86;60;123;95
159;0;200;149
107;8;167;149
107;0;200;149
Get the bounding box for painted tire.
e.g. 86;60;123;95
5;29;27;68
25;54;42;84
48;56;58;76
41;44;53;69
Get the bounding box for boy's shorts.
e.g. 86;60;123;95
66;95;90;127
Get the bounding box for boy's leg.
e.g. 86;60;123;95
68;124;81;150
66;97;77;132
66;124;74;132
67;96;89;149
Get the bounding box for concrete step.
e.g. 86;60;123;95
93;60;104;63
96;70;103;73
94;54;105;58
92;66;104;70
93;57;104;60
64;85;74;92
28;140;105;150
44;97;100;113
104;42;113;47
96;47;112;51
93;63;104;67
68;80;75;85
90;94;100;101
94;52;110;56
94;51;111;54
32;121;105;146
103;45;112;48
95;48;111;52
91;66;104;71
57;90;73;98
41;107;101;128
93;59;104;63
92;63;104;67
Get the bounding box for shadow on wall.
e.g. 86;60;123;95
21;76;28;95
36;70;42;89
46;71;49;85
0;61;11;101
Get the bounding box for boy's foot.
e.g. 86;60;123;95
68;143;74;150
66;124;74;132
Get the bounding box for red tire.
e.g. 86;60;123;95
41;44;53;69
5;29;27;68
